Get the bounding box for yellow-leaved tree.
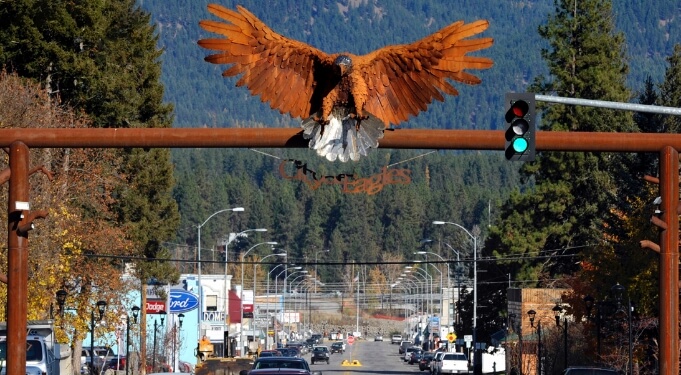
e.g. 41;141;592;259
0;72;134;371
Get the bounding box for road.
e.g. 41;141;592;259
306;339;425;375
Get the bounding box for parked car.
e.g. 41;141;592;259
560;367;619;375
310;346;330;365
409;349;424;365
439;352;468;374
430;351;445;375
374;335;383;342
239;357;321;375
330;342;345;354
81;347;116;375
419;352;435;371
391;335;403;344
103;357;127;372
398;340;413;355
404;346;421;362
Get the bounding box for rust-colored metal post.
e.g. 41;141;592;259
658;146;679;375
7;141;30;375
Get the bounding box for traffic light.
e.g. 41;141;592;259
504;93;536;161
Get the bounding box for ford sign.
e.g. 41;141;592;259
169;289;199;313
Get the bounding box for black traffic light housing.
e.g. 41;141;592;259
504;93;536;161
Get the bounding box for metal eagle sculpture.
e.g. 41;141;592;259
198;4;493;162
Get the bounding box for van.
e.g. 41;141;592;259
0;321;72;375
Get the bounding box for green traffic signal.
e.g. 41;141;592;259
504;93;536;161
512;137;528;153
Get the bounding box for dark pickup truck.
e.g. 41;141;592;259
310;346;330;365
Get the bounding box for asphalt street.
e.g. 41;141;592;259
306;339;425;375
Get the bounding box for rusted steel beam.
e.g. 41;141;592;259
1;128;681;152
7;142;29;375
658;146;679;375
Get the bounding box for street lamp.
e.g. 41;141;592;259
223;227;267;349
433;220;479;368
89;300;107;375
612;283;634;375
280;269;308;346
240;240;277;354
152;311;166;372
257;253;286;337
414;251;445;316
583;294;603;358
125;306;140;375
197;207;244;339
172;313;185;373
527;309;541;375
552;304;568;371
314;249;330;293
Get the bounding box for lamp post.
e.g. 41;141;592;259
314;249;330;293
612;283;634;375
88;300;107;375
171;313;185;373
415;252;444;315
527;310;541;375
552;304;568;371
125;306;140;375
583;295;602;358
152;311;166;372
433;220;478;370
258;252;286;336
197;207;244;340
266;263;286;349
281;270;308;345
508;313;521;375
240;240;277;354
223;227;267;354
274;266;302;347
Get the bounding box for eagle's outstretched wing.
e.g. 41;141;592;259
354;20;494;126
198;4;337;119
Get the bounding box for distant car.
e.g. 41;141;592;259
391;335;403;344
258;350;282;358
404;346;421;362
560;367;619;375
399;340;413;355
409;350;424;365
374;335;383;342
419;352;435;371
330;342;345;354
310;346;330;365
238;357;321;375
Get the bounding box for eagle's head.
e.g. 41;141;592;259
334;55;353;76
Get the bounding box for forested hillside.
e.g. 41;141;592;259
137;0;680;276
140;0;679;129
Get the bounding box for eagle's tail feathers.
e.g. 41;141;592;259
301;108;384;162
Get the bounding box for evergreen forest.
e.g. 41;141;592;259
1;0;680;373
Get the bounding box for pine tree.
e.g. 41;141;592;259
487;0;636;283
0;1;180;371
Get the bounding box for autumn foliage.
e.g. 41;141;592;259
0;71;134;342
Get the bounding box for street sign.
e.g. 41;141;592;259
447;333;457;343
347;335;355;345
464;335;472;342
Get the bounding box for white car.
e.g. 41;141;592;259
403;346;421;362
439;352;468;374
